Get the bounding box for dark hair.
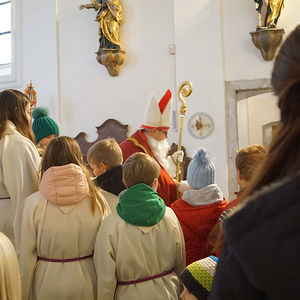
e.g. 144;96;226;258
41;136;106;214
215;25;300;252
244;25;300;196
0;89;35;143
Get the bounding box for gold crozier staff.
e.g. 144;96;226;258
176;81;193;183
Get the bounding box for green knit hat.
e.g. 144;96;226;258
32;107;59;143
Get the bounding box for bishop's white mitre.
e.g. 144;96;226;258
142;89;172;129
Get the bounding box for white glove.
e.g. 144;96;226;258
171;150;184;163
166;151;184;178
178;180;192;193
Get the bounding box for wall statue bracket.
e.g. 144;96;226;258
96;49;125;77
250;28;285;61
79;0;125;77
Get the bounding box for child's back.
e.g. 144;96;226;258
94;153;186;300
171;148;227;265
19;137;110;300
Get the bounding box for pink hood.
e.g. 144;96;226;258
39;163;89;206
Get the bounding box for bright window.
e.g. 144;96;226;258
0;1;12;66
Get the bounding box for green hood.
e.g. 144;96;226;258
116;183;166;226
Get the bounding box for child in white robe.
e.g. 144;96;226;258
94;152;186;300
19;136;110;300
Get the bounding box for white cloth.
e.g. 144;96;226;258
182;183;223;207
94;207;186;300
0;121;40;253
166;151;184;179
98;188;119;213
19;164;111;300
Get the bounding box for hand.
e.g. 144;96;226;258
178;180;192;193
78;4;90;10
172;151;184;163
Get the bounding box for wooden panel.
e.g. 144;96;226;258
74;119;128;164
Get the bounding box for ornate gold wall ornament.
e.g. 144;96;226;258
24;81;37;126
79;0;125;76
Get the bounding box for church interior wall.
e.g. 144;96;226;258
222;0;300;81
3;0;299;199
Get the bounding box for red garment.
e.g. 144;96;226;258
119;130;178;207
171;198;228;266
224;191;242;210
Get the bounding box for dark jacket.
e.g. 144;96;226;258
209;172;300;299
94;165;126;196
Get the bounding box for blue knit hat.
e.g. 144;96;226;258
187;148;216;190
32;107;59;143
180;256;218;299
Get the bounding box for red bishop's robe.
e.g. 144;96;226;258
119;130;178;207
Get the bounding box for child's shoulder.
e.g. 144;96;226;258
101;211;125;229
162;207;181;225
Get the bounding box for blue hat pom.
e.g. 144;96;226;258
187;148;216;190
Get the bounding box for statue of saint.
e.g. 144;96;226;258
255;0;284;30
79;0;123;50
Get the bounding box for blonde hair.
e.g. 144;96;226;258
235;145;267;181
41;136;106;214
0;232;21;300
87;138;123;169
123;152;160;188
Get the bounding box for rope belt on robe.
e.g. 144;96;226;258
117;268;175;286
0;197;10;200
38;253;93;263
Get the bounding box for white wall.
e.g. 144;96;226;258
173;0;227;195
21;0;59;122
58;1;177;143
222;0;300;81
3;0;300;199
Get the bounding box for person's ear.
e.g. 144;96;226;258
100;163;108;173
150;178;158;191
122;177;128;189
237;169;244;181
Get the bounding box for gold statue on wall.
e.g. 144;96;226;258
250;0;285;61
255;0;284;30
79;0;125;76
